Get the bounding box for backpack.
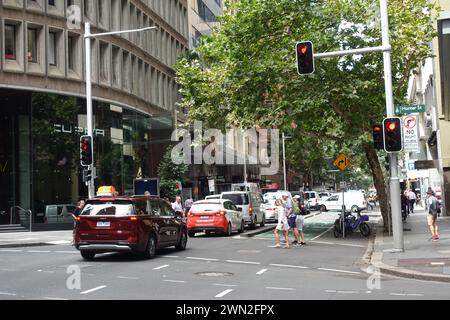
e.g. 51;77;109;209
429;197;439;216
292;200;301;215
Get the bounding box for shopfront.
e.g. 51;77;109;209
0;89;173;228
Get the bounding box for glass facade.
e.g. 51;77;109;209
0;89;173;226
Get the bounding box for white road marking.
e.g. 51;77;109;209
337;290;358;294
160;255;180;259
54;251;78;254
47;240;71;245
0;268;16;272
310;226;334;241
256;268;268;275
80;285;107;295
17;238;37;241
117;276;139;280
335;243;366;248
389;293;407;296
28;250;51;253
186;257;219;261
43;297;68;300
226;260;261;265
311;241;335;245
317;268;360;275
266;287;295;291
37;269;55;273
163;279;186;283
153;264;169;270
0;292;17;296
212;283;237;287
430;262;445;266
326;290;337;293
0;249;23;252
215;289;233;298
407;293;424;297
269;263;309;269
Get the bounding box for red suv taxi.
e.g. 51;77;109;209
74;187;187;260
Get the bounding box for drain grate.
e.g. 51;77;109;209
195;272;233;277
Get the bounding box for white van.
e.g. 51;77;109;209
318;192;367;213
221;191;265;229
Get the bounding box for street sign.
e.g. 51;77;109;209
334;153;351;171
414;160;439;170
402;115;420;153
395;104;425;115
208;179;215;193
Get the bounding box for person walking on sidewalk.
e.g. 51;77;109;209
273;198;289;248
292;196;306;246
426;190;440;241
408;189;417;214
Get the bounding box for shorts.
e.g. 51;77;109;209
276;219;289;231
427;214;437;226
295;215;304;231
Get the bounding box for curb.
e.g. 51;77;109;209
0;242;57;248
368;218;450;283
243;211;323;238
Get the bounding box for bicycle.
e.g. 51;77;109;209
333;211;371;238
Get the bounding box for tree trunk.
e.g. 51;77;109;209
364;143;389;230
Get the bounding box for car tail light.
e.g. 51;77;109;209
129;216;138;221
75;216;81;222
215;211;226;217
249;206;253;215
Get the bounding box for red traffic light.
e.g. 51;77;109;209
386;121;397;132
372;125;382;133
298;45;308;55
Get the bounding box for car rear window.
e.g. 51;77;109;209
190;203;222;212
81;200;134;217
222;194;249;205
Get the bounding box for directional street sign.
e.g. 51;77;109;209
395;104;425;115
334;153;351;171
402;115;420;153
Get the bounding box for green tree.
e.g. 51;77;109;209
157;147;189;200
176;0;437;230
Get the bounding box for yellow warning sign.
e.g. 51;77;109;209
334;153;351;171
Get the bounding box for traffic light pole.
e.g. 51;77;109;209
313;0;404;251
84;23;158;199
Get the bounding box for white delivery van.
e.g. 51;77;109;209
318;191;367;213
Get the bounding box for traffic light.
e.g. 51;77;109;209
296;41;314;75
80;135;93;166
82;168;92;183
383;117;403;152
372;124;384;150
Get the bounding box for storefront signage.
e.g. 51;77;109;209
54;124;105;136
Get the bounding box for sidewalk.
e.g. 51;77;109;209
369;205;450;282
0;230;73;248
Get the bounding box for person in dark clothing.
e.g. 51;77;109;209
401;191;409;221
72;200;85;245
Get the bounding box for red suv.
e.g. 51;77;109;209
74;194;187;260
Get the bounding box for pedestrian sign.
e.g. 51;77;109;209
334;153;351;171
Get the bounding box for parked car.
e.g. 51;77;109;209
318;191;367;213
318;192;333;199
205;194;221;200
303;191;320;210
45;204;76;223
74;188;188;260
186;200;244;237
221;191;265;229
262;192;280;222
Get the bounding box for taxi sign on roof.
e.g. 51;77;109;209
96;186;118;197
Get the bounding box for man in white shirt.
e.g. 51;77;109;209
172;196;184;214
407;190;417;214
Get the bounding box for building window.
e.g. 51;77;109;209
5;24;16;60
27;28;38;62
68;35;76;71
99;42;109;83
48;0;55;6
48;32;57;66
112;46;120;87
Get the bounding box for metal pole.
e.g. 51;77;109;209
282;132;287;190
243;131;247;189
380;0;403;251
85;23;95;199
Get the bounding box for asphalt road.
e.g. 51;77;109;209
1;212;450;300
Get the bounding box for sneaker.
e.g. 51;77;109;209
432;238;439;242
300;242;306;245
292;240;298;245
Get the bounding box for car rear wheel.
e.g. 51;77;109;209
143;234;156;259
238;220;245;233
175;229;188;250
226;223;232;236
80;251;95;260
260;215;265;227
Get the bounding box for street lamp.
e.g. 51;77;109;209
84;23;158;198
282;133;292;191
